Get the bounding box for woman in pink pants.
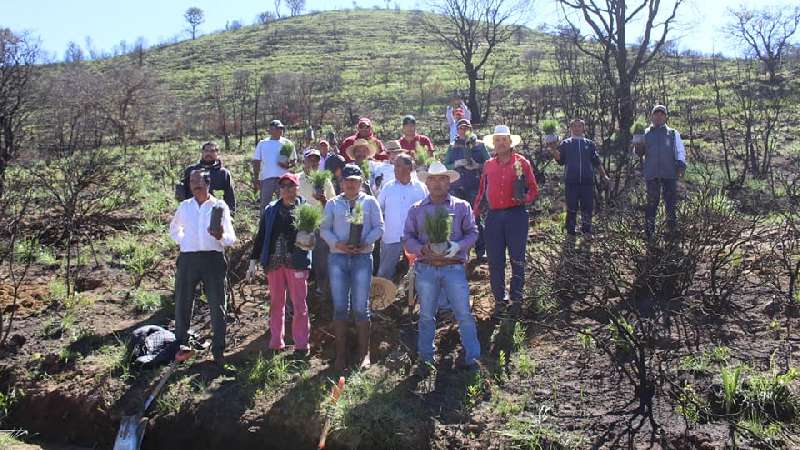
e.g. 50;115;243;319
247;172;312;358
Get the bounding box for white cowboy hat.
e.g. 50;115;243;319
483;125;522;150
370;277;398;311
418;161;460;183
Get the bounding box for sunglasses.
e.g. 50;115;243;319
357;124;371;129
279;183;297;189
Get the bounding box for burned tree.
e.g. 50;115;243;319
726;5;800;84
556;0;684;196
422;0;530;123
0;29;39;199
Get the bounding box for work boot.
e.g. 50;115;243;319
356;320;371;370
333;320;347;374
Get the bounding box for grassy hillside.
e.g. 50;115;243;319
2;9;800;450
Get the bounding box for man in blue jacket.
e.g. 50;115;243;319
552;119;609;236
443;119;490;260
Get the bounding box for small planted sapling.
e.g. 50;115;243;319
309;170;332;197
541;119;560;145
630;121;647;146
358;160;371;182
415;148;432;172
513;160;528;202
279;139;295;165
293;203;324;250
424;207;453;255
347;201;365;246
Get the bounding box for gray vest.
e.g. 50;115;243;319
642;125;677;180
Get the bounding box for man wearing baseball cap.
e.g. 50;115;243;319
443;118;490;261
398;115;434;157
252;119;297;212
474;125;539;316
340;117;387;163
634;104;687;239
246;172;313;358
320;164;384;373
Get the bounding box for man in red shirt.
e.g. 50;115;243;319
474;125;539;315
398;115;434;157
340;117;388;162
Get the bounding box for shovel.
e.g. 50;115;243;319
113;348;194;450
317;376;346;450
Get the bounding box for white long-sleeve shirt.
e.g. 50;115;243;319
446;101;472;144
377;178;428;244
169;196;236;253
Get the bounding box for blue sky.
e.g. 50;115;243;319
2;0;796;60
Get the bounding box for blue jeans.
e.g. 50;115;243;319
415;263;480;364
485;206;528;302
565;183;594;234
377;241;404;280
328;253;372;322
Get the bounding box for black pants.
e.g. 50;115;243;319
645;178;678;237
174;251;227;357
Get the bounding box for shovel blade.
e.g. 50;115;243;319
113;415;146;450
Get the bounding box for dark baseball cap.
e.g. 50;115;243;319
269;120;285;129
456;119;472;128
325;154;346;172
342;164;363;180
402;115;416;125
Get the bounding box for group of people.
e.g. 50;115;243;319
168;102;687;374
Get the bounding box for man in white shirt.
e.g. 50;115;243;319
253;120;297;212
376;153;428;280
169;169;236;367
446;97;472;144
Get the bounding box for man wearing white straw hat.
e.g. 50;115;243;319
474;125;539;317
404;161;480;374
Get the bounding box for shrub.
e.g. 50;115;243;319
132;290;162;313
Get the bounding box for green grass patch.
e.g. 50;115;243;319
131;289;163;313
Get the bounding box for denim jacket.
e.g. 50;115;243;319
320;192;384;254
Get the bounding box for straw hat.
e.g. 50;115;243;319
418;161;460;183
385;140;403;153
346;138;378;160
370;277;398;310
483;125;522;150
